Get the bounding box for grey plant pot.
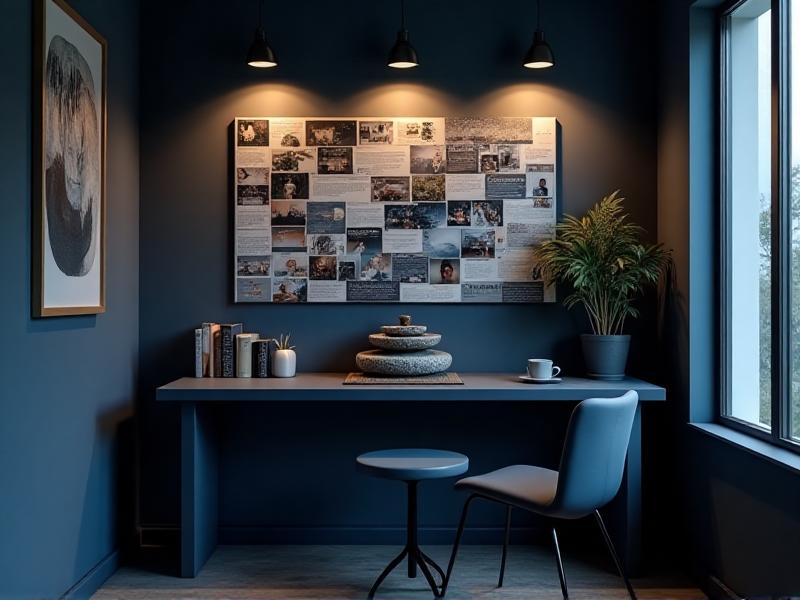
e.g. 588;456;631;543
580;334;631;381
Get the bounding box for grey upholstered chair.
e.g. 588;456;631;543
441;391;639;599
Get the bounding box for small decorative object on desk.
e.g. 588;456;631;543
236;333;259;378
534;191;671;380
519;359;562;384
220;323;243;378
197;323;221;377
192;321;275;378
355;315;453;377
194;328;203;377
271;333;297;378
252;339;271;378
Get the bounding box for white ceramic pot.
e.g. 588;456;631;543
272;349;297;378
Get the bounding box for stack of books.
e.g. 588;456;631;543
193;323;272;378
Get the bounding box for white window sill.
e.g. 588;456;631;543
690;423;800;475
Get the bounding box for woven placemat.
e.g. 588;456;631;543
344;372;464;385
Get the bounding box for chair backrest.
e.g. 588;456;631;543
549;391;639;519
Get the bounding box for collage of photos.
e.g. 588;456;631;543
233;116;557;303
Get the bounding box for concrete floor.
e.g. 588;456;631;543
93;545;706;599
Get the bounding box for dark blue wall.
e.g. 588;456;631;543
138;0;660;540
0;1;139;598
657;0;800;595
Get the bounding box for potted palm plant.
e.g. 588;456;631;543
534;191;670;380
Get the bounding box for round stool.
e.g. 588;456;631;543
357;448;469;599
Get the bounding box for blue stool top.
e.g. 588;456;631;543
357;448;469;481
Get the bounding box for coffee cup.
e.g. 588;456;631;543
527;359;561;379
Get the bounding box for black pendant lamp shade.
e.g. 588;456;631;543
247;0;277;68
524;0;554;69
388;0;419;68
524;30;554;69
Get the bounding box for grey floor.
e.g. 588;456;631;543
93;545;706;599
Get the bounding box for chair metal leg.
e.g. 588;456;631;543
551;527;569;599
440;494;478;598
367;547;409;600
594;510;637;600
498;505;512;587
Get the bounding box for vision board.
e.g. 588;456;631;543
233;116;557;303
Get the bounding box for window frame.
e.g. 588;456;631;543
719;0;800;452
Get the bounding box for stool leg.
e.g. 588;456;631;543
367;547;408;600
415;551;441;596
407;481;418;579
419;549;445;584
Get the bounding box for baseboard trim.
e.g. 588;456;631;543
61;549;120;600
218;526;544;545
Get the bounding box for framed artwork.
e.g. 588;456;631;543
233;116;558;304
33;0;106;316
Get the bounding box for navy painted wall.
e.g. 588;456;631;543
658;0;800;594
0;1;139;598
138;0;660;540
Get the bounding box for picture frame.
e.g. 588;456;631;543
233;116;558;304
33;0;107;317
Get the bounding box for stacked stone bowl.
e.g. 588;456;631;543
356;315;452;376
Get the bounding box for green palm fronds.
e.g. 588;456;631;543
533;191;670;335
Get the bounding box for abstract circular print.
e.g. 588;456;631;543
44;34;100;277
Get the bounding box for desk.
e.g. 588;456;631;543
157;373;665;578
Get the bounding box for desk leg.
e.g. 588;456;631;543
607;402;642;577
180;402;218;577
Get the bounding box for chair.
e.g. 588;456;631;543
356;448;469;599
440;391;639;599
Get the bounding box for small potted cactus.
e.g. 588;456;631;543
270;333;297;378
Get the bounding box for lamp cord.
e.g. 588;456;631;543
537;0;541;31
401;0;406;30
258;0;263;28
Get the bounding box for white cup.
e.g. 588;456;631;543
527;359;561;379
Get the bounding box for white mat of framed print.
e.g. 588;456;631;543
232;116;558;304
33;0;106;316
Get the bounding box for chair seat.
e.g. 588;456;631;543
357;448;469;481
455;465;559;513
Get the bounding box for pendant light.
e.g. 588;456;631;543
387;0;419;69
247;0;277;68
523;0;555;69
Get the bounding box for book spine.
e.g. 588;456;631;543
201;323;211;376
253;340;270;378
213;327;222;377
221;324;243;378
194;328;203;378
236;334;258;378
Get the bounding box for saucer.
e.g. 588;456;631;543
518;375;562;384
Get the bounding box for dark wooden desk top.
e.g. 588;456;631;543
157;373;666;402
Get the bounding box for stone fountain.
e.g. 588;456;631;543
355;315;452;376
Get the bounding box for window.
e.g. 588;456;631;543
721;0;800;448
791;0;800;440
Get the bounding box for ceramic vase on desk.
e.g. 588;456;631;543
270;334;297;377
580;334;630;381
272;349;296;377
